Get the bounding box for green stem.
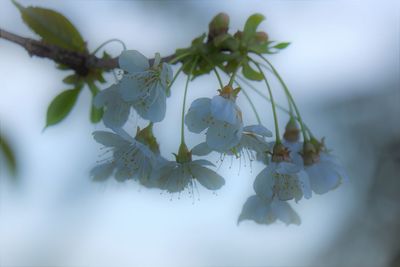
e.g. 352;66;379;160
180;57;198;144
213;67;224;89
166;64;184;96
168;53;191;64
228;61;242;87
256;54;309;141
239;86;262;125
254;62;281;143
92;38;126;55
236;75;315;138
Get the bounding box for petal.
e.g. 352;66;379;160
133;84;166;122
238;195;275;225
191;159;215;167
90;162;115;181
306;162;341;194
119;50;149;73
114;167;133;182
243;124;273;137
160;63;173;89
206;120;242;151
270;200;301;225
191;142;213;156
119;72;154;101
92;131;130;147
159;164;190;193
253;165;275;200
102;101;131;129
189;164;225;190
210;96;240;125
298;170;312;199
185;98;212;133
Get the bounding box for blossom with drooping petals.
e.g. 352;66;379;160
90;127;161;186
253;143;312;202
238;195;300;225
118;50;173;122
185;85;243;151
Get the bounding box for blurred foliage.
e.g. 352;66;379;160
0;132;17;178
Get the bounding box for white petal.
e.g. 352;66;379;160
210;96;240;125
298;170;312;199
102;100;131;129
189;164;225;190
160;63;173;89
306;162;341;194
118;72;151;101
90;162;115;181
206;120;242;151
253;166;275;200
243;124;272;137
119;50;149;73
238;195;275;225
191;142;213;156
191;159;215;167
133;84;166;122
270;200;301;225
92;131;130;147
185;98;212;134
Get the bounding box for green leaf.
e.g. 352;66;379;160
63;74;79;84
46;88;80;126
273;42;291;49
243;14;265;44
242;61;263;81
0;133;17;177
13;1;86;52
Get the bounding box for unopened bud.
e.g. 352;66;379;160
283;118;300;142
208;13;230;40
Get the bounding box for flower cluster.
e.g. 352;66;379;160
90;12;347;227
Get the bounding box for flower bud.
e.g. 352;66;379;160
283;118;300;142
255;31;269;44
208;13;230;40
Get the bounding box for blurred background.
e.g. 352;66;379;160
0;0;399;266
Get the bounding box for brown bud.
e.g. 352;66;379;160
283;118;300;142
208;13;230;40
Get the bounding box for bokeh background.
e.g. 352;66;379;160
1;0;399;266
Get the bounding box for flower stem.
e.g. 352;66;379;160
228;61;242;87
169;53;191;64
236;75;315;138
213;68;224;89
166;64;184;96
256;54;309;141
254;62;281;143
180;57;198;144
92;38;127;55
239;86;262;125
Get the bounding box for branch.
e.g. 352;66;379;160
0;28;175;75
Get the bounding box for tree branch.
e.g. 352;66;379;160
0;28;175;75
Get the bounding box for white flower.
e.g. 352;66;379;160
185;86;244;151
90;129;159;184
238;195;300;225
305;153;345;194
157;159;225;193
94;83;131;130
118;50;173;122
253;143;311;202
191;124;272;164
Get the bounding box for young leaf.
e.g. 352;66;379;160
46;88;80;126
242;14;265;44
242;61;263;81
273;42;291;50
13;1;86;52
